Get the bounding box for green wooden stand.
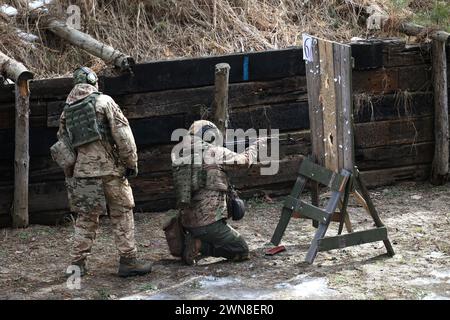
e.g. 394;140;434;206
270;157;395;264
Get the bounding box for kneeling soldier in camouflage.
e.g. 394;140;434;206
170;120;265;265
55;67;151;277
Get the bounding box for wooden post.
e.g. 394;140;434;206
0;51;33;228
46;19;135;71
430;40;449;185
13;79;30;228
212;63;230;139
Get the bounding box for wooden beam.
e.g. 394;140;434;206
318;227;388;251
0;51;32;228
431;40;449;185
12;79;30;228
46;19;134;71
212;63;230;137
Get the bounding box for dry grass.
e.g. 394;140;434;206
0;0;429;79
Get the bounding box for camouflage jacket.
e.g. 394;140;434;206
180;137;259;229
58;83;138;178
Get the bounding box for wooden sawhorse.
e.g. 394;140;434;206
269;35;395;264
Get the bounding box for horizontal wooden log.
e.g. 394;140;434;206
46;18;135;70
382;42;432;67
355;141;435;170
102;48;305;95
46;76;308;127
353;65;432;94
354;116;434;148
0;127;57;160
354;92;433;123
360;164;431;188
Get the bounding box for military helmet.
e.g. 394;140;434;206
188;120;220;143
73;66;98;86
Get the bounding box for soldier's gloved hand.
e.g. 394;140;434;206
125;166;138;179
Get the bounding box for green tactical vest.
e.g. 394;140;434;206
172;142;228;208
64;93;112;148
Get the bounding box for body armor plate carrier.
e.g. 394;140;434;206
64;93;111;148
172;143;228;207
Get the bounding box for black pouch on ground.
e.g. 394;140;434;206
227;187;246;221
163;212;185;257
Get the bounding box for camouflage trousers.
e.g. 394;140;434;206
186;219;249;261
66;176;137;263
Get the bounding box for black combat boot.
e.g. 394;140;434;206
65;259;87;277
118;256;152;277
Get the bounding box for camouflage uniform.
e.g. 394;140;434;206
175;121;260;262
58;83;138;263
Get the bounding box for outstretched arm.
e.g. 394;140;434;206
207;138;266;167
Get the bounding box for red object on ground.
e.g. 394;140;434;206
265;245;286;256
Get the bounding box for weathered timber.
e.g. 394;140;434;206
46;19;134;70
0;51;33;83
103;48;305;95
3;76;308;128
353;92;434;123
12;80;31;228
0;127;58;160
431;40;449;185
355;141;434;170
353;65;431;94
354;116;434;148
383;43;432;68
212;63;230;135
399;23;450;43
0;51;33;228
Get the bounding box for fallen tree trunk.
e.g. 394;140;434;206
0;51;33;83
346;0;450;43
46;19;135;71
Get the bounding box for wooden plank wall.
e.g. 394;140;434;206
0;40;448;226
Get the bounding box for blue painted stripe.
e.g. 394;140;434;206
243;56;249;81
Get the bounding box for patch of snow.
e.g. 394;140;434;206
423;293;450;300
198;276;241;288
28;0;53;10
411;195;422;200
426;251;447;259
407;277;441;286
274;275;338;299
0;4;18;16
122;275;340;300
16;29;39;42
430;270;450;279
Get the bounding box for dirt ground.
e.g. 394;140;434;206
0;181;449;300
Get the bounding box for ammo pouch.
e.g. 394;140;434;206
163;212;185;257
226;185;246;221
64;92;103;148
50;137;76;171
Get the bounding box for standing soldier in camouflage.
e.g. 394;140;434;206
171;120;265;265
57;67;152;277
